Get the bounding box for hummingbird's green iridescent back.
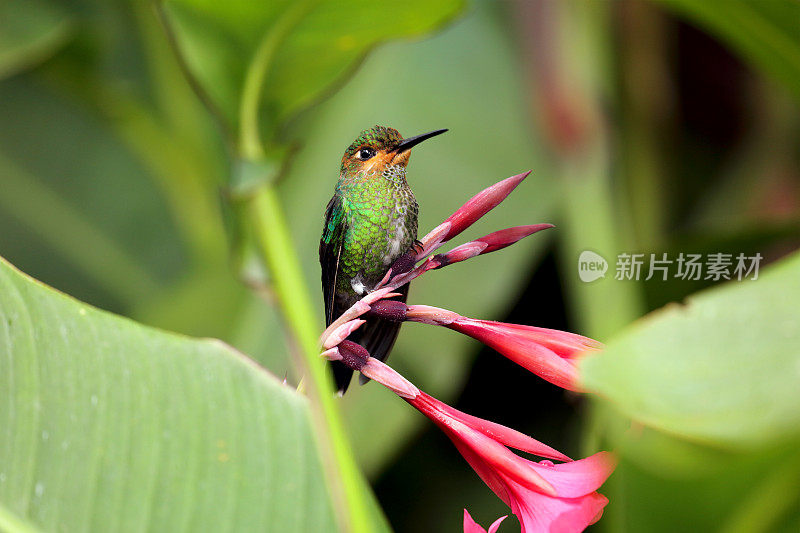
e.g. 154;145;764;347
319;125;446;393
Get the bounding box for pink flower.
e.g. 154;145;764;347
464;509;507;533
444;320;601;391
409;392;615;533
364;302;601;391
321;338;615;533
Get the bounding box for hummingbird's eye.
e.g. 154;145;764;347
356;147;376;160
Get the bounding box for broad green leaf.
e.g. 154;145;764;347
657;0;800;100
587;400;800;533
594;445;800;533
0;0;71;79
160;0;464;140
580;249;800;448
0;256;338;532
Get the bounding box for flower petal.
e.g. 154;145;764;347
464;509;508;533
417;221;452;258
495;323;603;357
463;509;484;533
360;357;419;399
448;319;583;390
487;514;508;533
413;395;557;496
417;392;570;461
528;452;616;498
322;319;366;349
507;476;609;533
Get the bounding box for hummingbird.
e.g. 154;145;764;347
319;125;447;394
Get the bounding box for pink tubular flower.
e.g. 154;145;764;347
321;331;615;533
445;319;601;391
409;392;615;533
364;302;601;391
464;510;507;533
440;171;530;243
415;171;532;260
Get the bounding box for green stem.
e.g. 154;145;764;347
239;0;314;159
248;186;374;533
167;0;373;527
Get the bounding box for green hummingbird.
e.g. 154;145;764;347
320;125;447;394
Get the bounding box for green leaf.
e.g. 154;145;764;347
657;0;800;100
159;0;464;145
594;444;800;533
0;256;338;532
581;249;800;448
0;0;72;79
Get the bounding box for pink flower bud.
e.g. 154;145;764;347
406;305;461;325
434;225;553;269
319;301;371;347
441;241;489;266
442;172;530;242
360;358;419;399
473;224;554;253
417;221;453;260
322;319;365;350
320;347;342;361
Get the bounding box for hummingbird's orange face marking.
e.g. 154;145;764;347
349;147;410;175
339;125;445;177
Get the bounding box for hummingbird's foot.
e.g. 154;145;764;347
412;239;424;254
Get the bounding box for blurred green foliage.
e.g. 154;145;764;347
658;0;800;101
161;0;463;147
1;0;800;532
0;0;72;80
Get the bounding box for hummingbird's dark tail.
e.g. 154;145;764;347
331;362;355;395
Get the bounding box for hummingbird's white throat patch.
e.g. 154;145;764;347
350;274;367;295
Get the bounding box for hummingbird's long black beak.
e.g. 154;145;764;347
393;129;448;153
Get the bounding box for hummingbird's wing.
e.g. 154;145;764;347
319;195;355;393
319;195;348;326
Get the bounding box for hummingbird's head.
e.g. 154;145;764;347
340;125;447;176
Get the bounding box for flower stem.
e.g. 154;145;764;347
248;185;375;533
239;0;313;159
